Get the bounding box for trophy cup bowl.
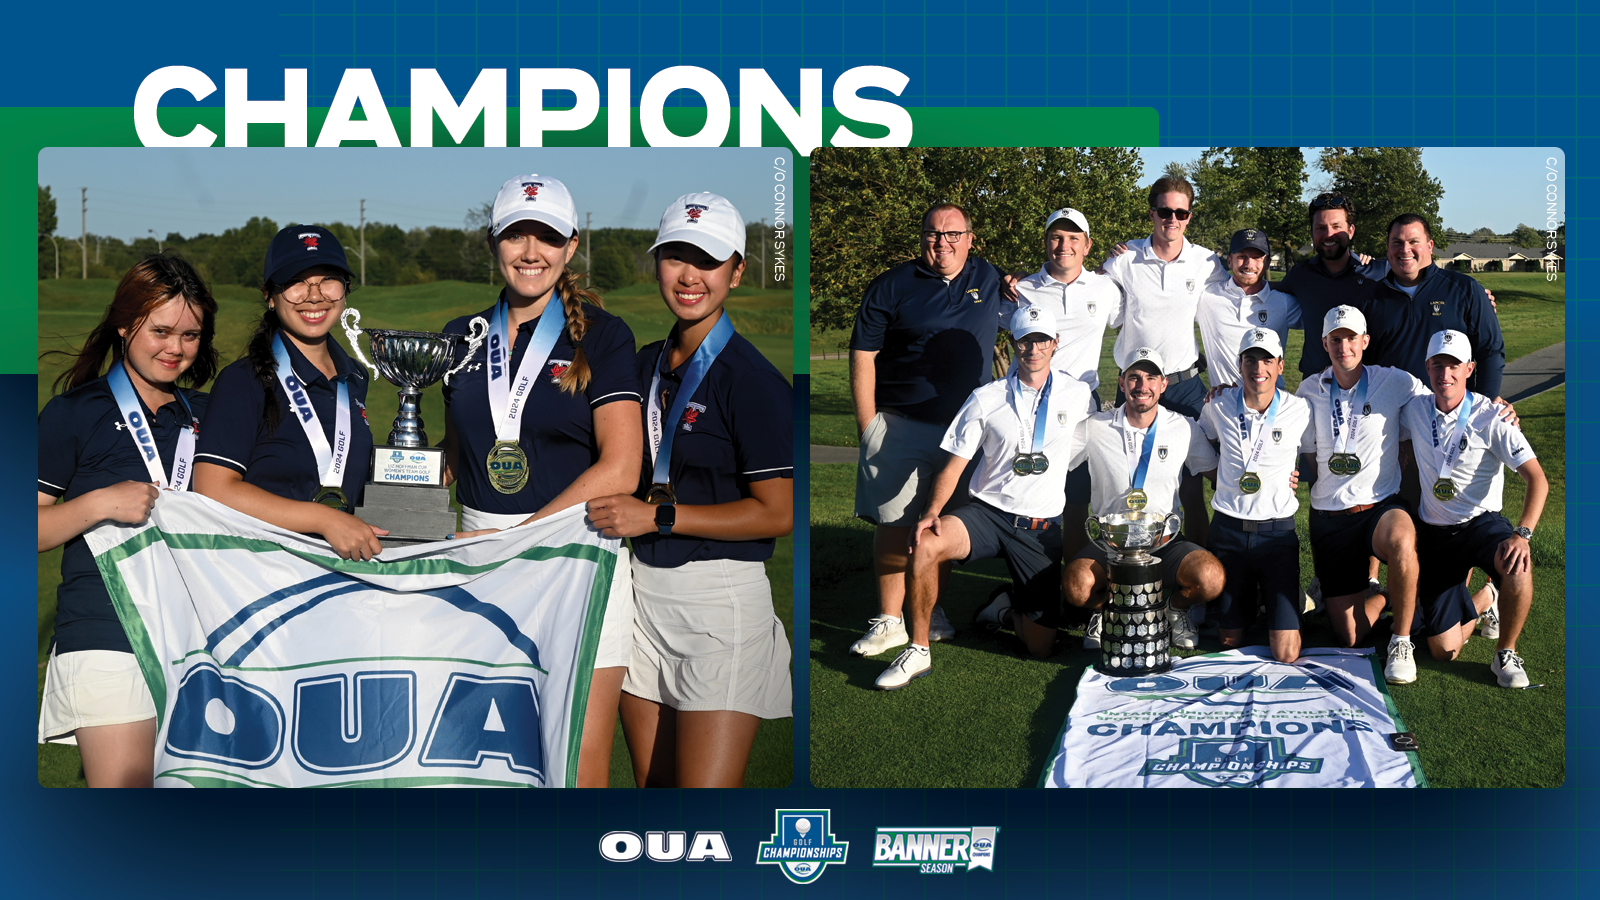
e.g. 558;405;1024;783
1086;508;1184;676
365;329;469;447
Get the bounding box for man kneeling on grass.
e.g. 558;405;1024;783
1399;330;1547;688
875;307;1094;689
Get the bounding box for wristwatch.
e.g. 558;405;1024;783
655;503;676;536
1514;525;1534;541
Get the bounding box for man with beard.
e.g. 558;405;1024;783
1276;192;1389;381
1197;228;1302;391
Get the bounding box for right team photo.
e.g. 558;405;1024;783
808;147;1565;788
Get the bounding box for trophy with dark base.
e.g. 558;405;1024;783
344;311;486;546
1085;503;1184;676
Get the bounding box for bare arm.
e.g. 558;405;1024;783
192;462;387;561
586;475;793;542
38;483;159;553
1514;458;1548;535
850;349;878;437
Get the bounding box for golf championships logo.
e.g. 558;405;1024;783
873;827;998;874
756;810;848;884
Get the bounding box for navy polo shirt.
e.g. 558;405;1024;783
848;257;1012;425
442;298;641;515
1276;252;1390;378
196;338;374;504
1363;264;1505;399
39;379;208;655
631;332;793;568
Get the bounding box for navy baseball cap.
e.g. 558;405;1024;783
264;225;353;286
1229;228;1270;255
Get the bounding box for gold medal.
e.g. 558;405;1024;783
1126;489;1148;510
486;440;530;494
1239;472;1261;494
1012;453;1036;476
645;483;677;504
1432;478;1457;501
312;486;350;512
1031;453;1049;474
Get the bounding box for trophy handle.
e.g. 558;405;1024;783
443;316;489;385
1153;513;1183;549
1084;516;1117;557
341;308;378;378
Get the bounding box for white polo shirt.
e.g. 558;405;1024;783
1199;388;1315;521
1196;279;1302;388
1296;365;1430;511
1103;237;1226;373
1400;391;1536;526
941;373;1095;519
1013;266;1123;392
1072;406;1219;519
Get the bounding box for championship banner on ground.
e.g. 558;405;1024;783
1042;648;1425;788
83;494;616;788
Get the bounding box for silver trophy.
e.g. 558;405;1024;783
1085;502;1184;676
342;310;487;544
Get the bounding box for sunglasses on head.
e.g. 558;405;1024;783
1310;192;1351;211
1153;206;1191;220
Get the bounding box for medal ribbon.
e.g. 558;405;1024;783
487;295;566;442
272;336;352;491
1238;388;1281;476
1329;367;1368;458
1429;392;1475;484
108;361;196;490
1008;370;1054;456
648;312;737;483
1116;408;1159;492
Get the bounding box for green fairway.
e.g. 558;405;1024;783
810;271;1564;788
37;276;794;788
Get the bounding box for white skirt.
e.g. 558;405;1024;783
459;505;633;669
38;648;157;744
624;558;793;719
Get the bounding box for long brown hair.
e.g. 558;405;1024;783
46;251;219;394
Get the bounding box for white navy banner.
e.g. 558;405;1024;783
83;493;616;788
1042;648;1423;788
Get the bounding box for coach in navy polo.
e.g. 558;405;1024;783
1275;192;1389;381
846;201;1014;659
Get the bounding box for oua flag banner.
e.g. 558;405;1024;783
83;493;616;788
1042;648;1425;789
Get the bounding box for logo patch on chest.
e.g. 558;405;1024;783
547;359;571;383
682;402;708;431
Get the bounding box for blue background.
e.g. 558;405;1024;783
4;1;1589;896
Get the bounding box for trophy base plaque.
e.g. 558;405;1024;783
356;481;458;546
1094;559;1172;676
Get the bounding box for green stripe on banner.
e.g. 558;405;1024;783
1366;651;1430;788
96;553;170;732
564;549;616;788
166;649;548;673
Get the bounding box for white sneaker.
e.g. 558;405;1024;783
1479;584;1501;639
929;604;956;642
1302;576;1324;615
975;590;1011;629
875;645;931;690
849;615;908;657
1167;606;1198;650
1385;637;1418;685
1083;611;1103;650
1491;648;1529;689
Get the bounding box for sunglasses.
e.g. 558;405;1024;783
1153;206;1191;220
1310;192;1351;210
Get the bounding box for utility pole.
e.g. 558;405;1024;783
359;199;367;286
149;229;162;252
583;212;592;288
751;218;769;289
80;187;87;279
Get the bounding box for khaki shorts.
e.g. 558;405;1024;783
459;505;634;669
854;411;969;527
624;558;792;719
38;648;157;745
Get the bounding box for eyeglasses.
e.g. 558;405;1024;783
922;230;969;244
1153;206;1191;220
1310;192;1351;211
280;277;348;304
1013;337;1054;349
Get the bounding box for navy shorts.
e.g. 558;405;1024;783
1308;494;1410;598
1208;513;1301;632
1412;512;1516;638
1072;538;1204;595
950;501;1065;628
1116;374;1205;420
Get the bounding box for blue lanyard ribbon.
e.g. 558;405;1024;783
649;313;736;485
272;335;352;489
1011;371;1054;454
1330;367;1368;455
1238;389;1281;473
1430;392;1474;475
108;361;196;489
487;294;566;441
1128;413;1158;491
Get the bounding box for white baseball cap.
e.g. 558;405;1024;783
1427;329;1472;363
1238;327;1284;359
489;175;579;238
1009;304;1058;341
1322;305;1368;337
648;192;746;262
1045;207;1091;236
1119;346;1167;376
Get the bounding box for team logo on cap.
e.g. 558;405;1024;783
299;232;320;249
522;182;542;200
1245;230;1257;239
1028;308;1040;321
1442;333;1453;344
1137;349;1149;358
1336;308;1347;319
1254;330;1267;342
684;203;708;222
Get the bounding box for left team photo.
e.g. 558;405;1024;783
37;147;795;788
